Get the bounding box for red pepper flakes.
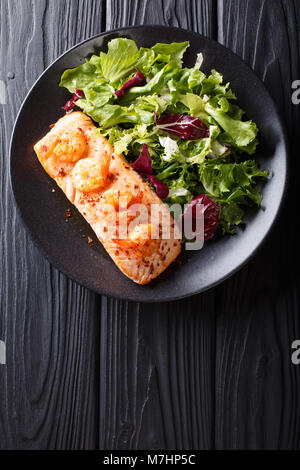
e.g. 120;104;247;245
58;168;66;177
65;208;71;218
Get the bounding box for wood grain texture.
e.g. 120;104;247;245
106;0;216;36
99;295;216;450
215;0;300;450
0;0;105;450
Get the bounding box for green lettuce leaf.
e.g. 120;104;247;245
151;41;189;63
99;38;139;85
136;48;157;75
205;102;258;151
199;159;267;200
220;204;244;234
178;67;206;92
59;59;103;93
98;123;159;155
198;159;268;232
178;125;220;164
77;83;115;108
78;102;153;128
179;93;216;126
135;93;170;114
120;60;180;104
201;69;236;99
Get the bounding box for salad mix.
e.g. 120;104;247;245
60;38;268;238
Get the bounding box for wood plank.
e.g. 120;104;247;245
215;0;300;449
0;0;105;449
99;0;217;450
99;295;216;450
106;0;216;37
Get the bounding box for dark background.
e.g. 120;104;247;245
0;0;299;450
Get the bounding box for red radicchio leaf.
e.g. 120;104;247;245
147;175;169;199
63;89;84;112
115;68;145;101
183;194;219;241
132;144;169;199
131;144;153;175
155;113;210;140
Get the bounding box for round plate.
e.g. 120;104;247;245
10;26;288;302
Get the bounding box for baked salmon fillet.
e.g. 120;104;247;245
34;111;181;284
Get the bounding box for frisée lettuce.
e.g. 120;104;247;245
60;38;268;236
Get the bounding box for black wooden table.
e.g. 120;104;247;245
0;0;299;450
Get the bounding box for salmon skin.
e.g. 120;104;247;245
34;111;181;285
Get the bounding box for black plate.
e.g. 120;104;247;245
10;26;288;302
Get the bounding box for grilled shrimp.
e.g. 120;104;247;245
42;129;88;178
101;188;143;209
71;152;111;193
42;129;87;163
113;223;160;258
52;129;87;162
